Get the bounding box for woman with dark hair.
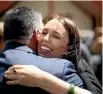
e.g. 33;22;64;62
42;14;81;68
5;14;101;94
39;14;101;94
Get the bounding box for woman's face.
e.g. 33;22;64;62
38;18;69;58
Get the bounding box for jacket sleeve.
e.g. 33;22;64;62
0;57;11;92
77;59;102;94
0;57;9;83
62;60;84;88
0;66;8;92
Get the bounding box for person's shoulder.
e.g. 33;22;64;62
54;58;76;70
55;58;74;65
39;56;73;64
37;56;73;65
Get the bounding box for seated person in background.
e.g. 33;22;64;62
5;14;102;94
91;27;102;84
0;22;5;51
0;6;84;94
91;27;102;54
79;28;102;85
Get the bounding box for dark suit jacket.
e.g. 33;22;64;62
0;42;83;94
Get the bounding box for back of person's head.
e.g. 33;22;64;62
43;14;80;65
4;6;43;41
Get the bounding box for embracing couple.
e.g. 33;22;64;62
0;6;101;94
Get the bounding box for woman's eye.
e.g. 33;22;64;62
53;36;60;39
42;32;47;35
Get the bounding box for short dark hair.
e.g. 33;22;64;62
4;6;43;41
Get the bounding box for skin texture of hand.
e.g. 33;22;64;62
4;65;44;87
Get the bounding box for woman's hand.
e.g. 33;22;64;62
4;65;44;87
4;65;92;94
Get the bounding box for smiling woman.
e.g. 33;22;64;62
36;14;102;94
38;14;80;65
38;18;69;58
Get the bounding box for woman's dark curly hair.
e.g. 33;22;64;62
43;14;81;66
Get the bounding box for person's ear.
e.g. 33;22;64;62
36;30;41;41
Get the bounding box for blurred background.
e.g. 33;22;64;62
0;1;102;85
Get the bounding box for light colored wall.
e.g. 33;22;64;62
0;1;92;30
54;1;92;30
13;1;48;18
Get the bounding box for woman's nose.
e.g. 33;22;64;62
44;34;50;41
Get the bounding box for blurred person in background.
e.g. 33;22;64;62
91;27;102;54
79;27;102;85
90;27;102;84
0;22;5;51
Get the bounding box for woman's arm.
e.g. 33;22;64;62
37;69;92;94
4;65;92;94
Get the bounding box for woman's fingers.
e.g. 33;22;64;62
4;65;42;87
4;74;18;80
7;65;23;70
5;70;15;75
6;80;19;85
4;69;21;80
